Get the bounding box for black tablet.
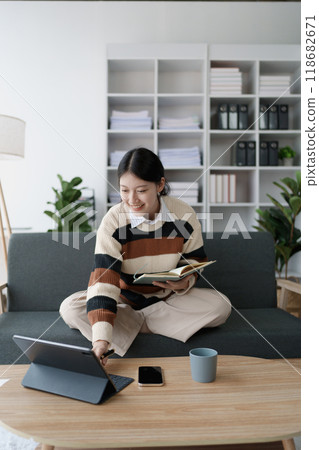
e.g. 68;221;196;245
13;335;133;404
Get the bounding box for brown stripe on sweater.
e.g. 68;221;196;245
88;309;116;327
122;236;184;260
185;256;208;263
88;268;120;287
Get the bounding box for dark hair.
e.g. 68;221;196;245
117;147;170;195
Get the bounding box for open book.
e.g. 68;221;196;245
133;260;215;285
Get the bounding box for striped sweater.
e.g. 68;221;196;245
86;196;208;344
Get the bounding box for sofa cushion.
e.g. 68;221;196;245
0;307;300;365
7;233;95;312
198;232;277;309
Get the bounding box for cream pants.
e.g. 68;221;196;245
59;288;231;357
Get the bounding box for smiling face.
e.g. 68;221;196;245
119;172;165;220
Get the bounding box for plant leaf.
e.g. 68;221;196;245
295;170;301;191
289;196;301;216
280;177;298;194
276;244;292;261
69;177;82;188
273;181;290;196
44;210;54;218
44;210;61;225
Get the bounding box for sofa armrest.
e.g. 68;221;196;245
277;279;301;312
0;282;8;314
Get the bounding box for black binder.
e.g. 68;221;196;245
238;104;248;130
236;141;246;166
13;335;133;404
259;104;268;130
259;142;269;166
278;104;289;129
228;104;238;129
218;104;228;129
246;141;256;166
269;105;279;130
269;141;279;166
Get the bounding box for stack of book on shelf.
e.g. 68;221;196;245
109;150;128;167
158;116;200;130
259;75;291;96
109;191;121;204
169;181;199;204
159;146;201;168
110;110;152;130
210;67;242;95
210;174;236;203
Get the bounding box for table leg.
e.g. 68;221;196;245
282;438;296;450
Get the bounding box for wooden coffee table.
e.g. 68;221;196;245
0;356;300;450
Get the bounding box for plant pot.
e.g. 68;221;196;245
282;157;294;166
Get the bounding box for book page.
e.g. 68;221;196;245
133;261;215;284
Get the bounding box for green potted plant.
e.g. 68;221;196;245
44;174;93;232
278;145;296;166
254;171;301;279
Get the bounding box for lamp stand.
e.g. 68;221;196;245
0;180;12;270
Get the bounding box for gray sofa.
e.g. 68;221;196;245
0;231;301;365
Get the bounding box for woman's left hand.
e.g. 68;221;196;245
152;274;193;293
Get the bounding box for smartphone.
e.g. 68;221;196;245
138;366;164;386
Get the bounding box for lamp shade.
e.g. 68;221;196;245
0;114;25;159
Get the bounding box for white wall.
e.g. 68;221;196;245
0;1;301;233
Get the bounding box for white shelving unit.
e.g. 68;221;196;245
208;45;301;233
106;44;301;237
106;44;208;217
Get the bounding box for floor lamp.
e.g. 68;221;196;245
0;114;25;270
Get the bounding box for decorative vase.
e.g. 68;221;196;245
282;157;294;166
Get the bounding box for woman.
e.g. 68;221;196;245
60;148;231;364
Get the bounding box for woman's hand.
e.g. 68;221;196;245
152;274;193;293
92;340;110;366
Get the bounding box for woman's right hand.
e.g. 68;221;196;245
92;340;110;366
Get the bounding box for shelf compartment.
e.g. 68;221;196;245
259;60;301;95
158;60;205;94
210;60;257;95
209;169;257;204
165;169;204;204
108;96;155;130
209;133;256;167
210;98;256;131
107;133;155;166
158;96;205;130
108;60;155;94
259;133;301;166
158;132;205;167
258;97;301;131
